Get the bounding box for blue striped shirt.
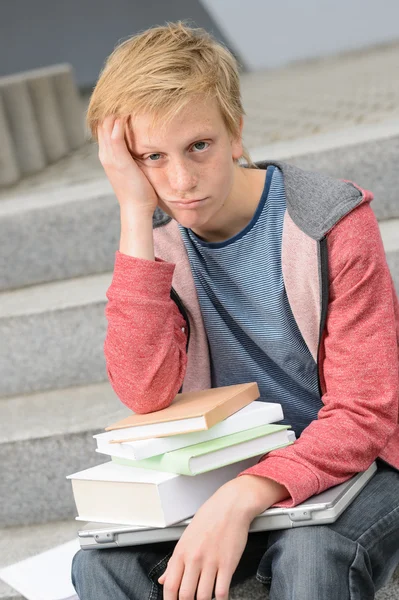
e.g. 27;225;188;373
178;167;322;436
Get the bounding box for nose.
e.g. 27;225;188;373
167;158;197;196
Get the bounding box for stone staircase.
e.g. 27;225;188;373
1;128;398;600
1;44;399;591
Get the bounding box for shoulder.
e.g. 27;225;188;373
326;199;387;282
257;160;364;240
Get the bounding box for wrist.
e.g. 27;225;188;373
119;207;155;260
234;475;290;521
120;204;155;223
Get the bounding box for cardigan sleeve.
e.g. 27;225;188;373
103;251;188;414
238;200;399;506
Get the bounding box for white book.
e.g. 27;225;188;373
95;401;284;461
67;457;260;528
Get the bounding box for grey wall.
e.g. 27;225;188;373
0;0;233;88
200;0;399;70
2;0;398;87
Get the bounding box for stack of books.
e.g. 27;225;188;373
67;382;294;528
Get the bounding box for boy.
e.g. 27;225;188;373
72;22;399;600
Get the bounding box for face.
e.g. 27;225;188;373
127;96;243;233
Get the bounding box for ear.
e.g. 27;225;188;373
231;116;244;161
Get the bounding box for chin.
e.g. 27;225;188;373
175;209;211;230
161;202;199;221
173;213;203;228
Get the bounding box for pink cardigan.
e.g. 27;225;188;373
104;167;399;507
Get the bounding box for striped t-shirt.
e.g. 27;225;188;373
178;166;323;436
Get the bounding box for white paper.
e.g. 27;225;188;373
0;538;80;600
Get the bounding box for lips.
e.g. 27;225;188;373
171;197;207;206
173;199;204;203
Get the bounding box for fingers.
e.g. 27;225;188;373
214;568;233;600
98;116;125;144
110;117;126;142
195;563;218;600
97;116;114;163
101;114;115;139
160;559;185;600
98;116;131;168
160;560;221;600
177;562;201;600
124;116;135;153
97;115;114;153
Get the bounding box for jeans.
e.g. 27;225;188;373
72;460;399;599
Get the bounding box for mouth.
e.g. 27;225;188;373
171;197;208;208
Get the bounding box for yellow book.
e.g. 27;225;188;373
105;382;260;442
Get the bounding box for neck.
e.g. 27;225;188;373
191;165;267;243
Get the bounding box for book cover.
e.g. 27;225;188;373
105;382;260;441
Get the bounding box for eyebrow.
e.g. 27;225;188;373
138;132;214;151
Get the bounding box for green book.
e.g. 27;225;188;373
112;423;293;476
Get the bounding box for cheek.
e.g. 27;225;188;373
139;165;163;189
137;166;172;215
208;154;235;196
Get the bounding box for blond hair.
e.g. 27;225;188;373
87;21;255;166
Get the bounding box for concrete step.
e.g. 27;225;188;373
0;272;111;398
0;123;398;292
0;381;130;527
1;220;398;400
0;519;80;600
0;177;117;292
252;120;399;222
0;520;398;600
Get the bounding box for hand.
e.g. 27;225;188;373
158;475;289;600
97;115;159;214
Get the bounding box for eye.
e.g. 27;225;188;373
191;141;209;152
147;153;162;161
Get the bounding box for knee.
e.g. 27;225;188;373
71;545;172;599
276;526;337;559
260;527;374;599
71;549;92;593
265;526;357;578
71;549;109;594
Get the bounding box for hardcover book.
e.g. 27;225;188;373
67;458;261;527
105;382;260;441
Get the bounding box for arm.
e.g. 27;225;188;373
239;200;399;506
99;117;188;413
158;471;288;599
104;251;188;414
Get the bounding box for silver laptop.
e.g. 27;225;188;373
78;462;376;549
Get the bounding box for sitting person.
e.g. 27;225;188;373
72;21;399;600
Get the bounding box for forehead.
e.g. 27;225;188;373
130;96;225;149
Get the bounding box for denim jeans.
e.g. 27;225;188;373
72;460;399;599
